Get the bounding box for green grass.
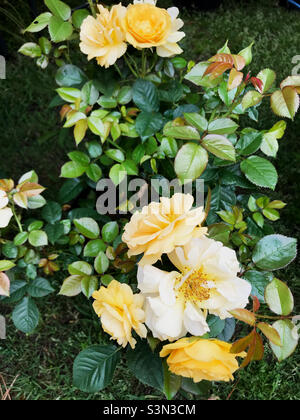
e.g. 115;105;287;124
0;0;299;400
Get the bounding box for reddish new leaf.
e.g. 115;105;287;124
229;308;256;326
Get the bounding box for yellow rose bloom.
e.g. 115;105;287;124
79;4;127;68
160;337;245;382
123;0;185;57
122;193;207;266
92;280;147;348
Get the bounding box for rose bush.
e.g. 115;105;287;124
0;0;298;399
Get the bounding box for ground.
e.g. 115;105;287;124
0;0;299;400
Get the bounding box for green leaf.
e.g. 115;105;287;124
59;275;82;296
60;161;87;178
27;277;55;298
58;179;84;204
84;239;106;257
42;201;62;224
105;149;125;163
87;115;105;137
218;318;236;342
56;87;81;102
117;86;132;105
109;164;126;186
68;261;93;276
12;297;39;333
68;151;90;167
207;118;238;135
252;234;297;271
44;222;65;244
202;134;236;161
208;223;231;245
48;15;73;42
45;0;71;21
242;91;263;110
86;141;102;158
181;378;212;397
73;345;120;393
184;61;222;88
102;222;119;243
184;113;208;132
18;43;42;58
240;156;278;190
135;111;163;141
243;270;272;302
163;121;200;140
98;96;118;109
256;68;276;93
127;340;164;391
175;143;208;184
159;137;178;158
24;12;52;33
14;232;29;246
2;243;18;259
122;160;139;176
72;9;90;28
86;164;102;182
0;260;16;271
28;230;48;247
74;218;100;239
56;64;87;87
265;278;294;316
132;79;160;112
81;276;98;298
94;252;109;274
163;361;181;400
207;315;226;337
271;87;299;120
236;130;263;156
269;320;298;362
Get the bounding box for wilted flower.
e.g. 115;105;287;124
123;0;185;57
138;236;251;341
122;193;207;266
160;337;245;382
80;4;127;68
92;280;147;348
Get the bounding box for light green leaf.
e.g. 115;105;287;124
48;15;73;43
74;218;100;239
59;275;82;296
60;161;86;178
28;230;48;247
207;118;238;135
18;43;42;58
265;278;294;316
45;0;71;21
269;320;298;361
252;234;297;271
175;143;208;184
202;134;236;161
24;12;52;33
256;68;276;93
163;121;200;140
240;156;278;190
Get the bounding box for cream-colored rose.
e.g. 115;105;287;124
137;236;251;341
160;337;245;382
0;190;12;229
123;0;185;57
92;280;147;348
80;4;127;68
122;193;207;266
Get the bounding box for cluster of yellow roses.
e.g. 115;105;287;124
92;193;251;383
79;0;185;68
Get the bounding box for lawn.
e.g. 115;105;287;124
0;0;299;400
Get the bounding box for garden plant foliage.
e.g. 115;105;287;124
0;0;299;399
